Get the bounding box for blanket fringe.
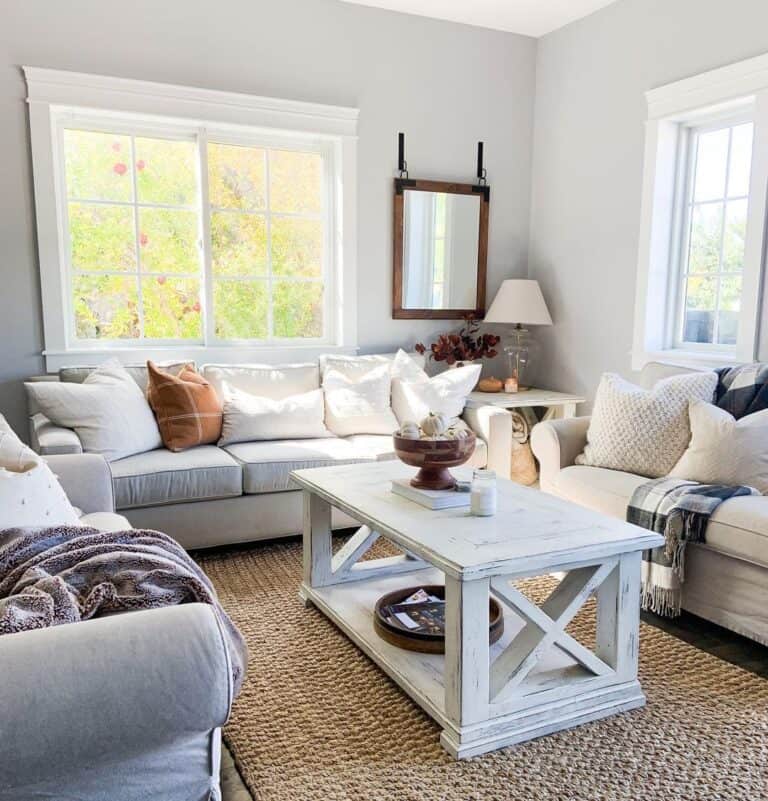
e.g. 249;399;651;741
641;581;681;618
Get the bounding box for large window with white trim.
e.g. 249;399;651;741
674;118;754;350
60;120;331;346
25;68;358;370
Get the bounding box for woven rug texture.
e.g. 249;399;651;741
197;539;768;801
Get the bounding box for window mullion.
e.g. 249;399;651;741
198;128;216;347
713;128;735;344
129;135;145;340
265;149;274;341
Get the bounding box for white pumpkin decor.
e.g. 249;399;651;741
398;421;421;440
419;412;450;438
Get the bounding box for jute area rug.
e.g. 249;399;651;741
197;538;768;801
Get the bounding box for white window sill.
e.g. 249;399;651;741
632;348;749;372
42;343;359;373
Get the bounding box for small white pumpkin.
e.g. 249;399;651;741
398;421;420;439
420;412;450;438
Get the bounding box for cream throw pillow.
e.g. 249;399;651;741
25;360;162;462
219;387;331;445
670;400;768;492
0;417;80;528
390;349;481;424
323;364;399;437
576;371;717;478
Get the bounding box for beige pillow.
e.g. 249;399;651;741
576;371;717;478
670;400;768;492
323;364;399;437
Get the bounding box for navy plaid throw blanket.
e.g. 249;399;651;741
716;362;768;417
628;478;757;617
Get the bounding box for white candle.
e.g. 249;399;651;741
471;473;497;516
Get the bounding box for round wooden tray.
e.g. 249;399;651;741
374;584;504;654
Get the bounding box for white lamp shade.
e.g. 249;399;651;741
484;279;553;326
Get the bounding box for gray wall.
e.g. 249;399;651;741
527;0;768;404
0;0;536;435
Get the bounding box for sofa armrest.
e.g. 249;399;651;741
462;405;514;477
530;416;591;491
29;412;83;455
45;453;115;514
0;604;232;791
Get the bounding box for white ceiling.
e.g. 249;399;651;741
340;0;620;37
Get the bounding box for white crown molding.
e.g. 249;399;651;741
645;52;768;120
22;67;359;137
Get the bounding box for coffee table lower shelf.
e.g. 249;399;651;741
299;566;646;759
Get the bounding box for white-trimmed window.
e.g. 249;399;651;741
25;69;358;371
633;54;768;369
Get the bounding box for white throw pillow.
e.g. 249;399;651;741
390;350;481;424
319;352;426;379
219;387;331;445
202;363;319;402
670;400;768;492
25;360;162;462
0;418;80;528
323;364;399;437
576;371;718;478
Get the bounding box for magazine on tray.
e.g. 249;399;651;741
382;588;446;635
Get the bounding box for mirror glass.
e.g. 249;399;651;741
401;190;481;310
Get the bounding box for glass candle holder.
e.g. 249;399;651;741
470;469;497;517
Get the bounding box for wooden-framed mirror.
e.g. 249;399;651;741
393;178;489;319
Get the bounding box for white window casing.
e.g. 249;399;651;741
633;53;768;370
24;67;359;372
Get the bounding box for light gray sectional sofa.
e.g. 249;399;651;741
531;361;768;646
0;451;232;801
27;358;511;549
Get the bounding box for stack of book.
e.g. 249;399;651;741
390;479;470;510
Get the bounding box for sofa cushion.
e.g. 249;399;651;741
225;432;488;495
224;438;381;494
111;446;242;509
59;361;191;392
79;512;132;532
550;465;649;519
551;464;768;568
202;363;319;402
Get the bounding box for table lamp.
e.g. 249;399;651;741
484;279;553;392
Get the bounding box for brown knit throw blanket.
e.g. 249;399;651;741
0;525;247;693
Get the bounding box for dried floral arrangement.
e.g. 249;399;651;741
415;314;500;366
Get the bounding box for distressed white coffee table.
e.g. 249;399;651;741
292;461;663;759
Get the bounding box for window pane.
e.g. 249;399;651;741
64;130;133;202
269;150;322;214
727;123;754;197
73;275;139;339
138;208;199;274
722;199;747;272
687;203;722;273
272;280;323;338
211;212;267;276
135;137;197;206
271;217;322;277
141;276;202;339
214;280;268;339
682;275;717;344
69;202;135;271
718;275;742;345
208;143;266;211
693;128;729;202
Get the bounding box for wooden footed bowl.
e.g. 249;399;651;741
393;432;476;490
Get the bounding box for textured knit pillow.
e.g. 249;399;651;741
670;400;768;492
576;371;717;478
146;361;223;452
25;360;162;461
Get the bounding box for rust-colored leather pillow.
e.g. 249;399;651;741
146;361;223;452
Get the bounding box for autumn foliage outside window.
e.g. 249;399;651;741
63;128;327;344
